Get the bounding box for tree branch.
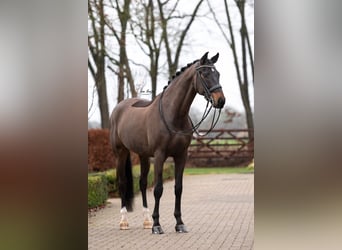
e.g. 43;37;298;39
88;58;96;82
207;0;231;46
173;0;204;72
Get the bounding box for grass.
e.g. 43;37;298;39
190;138;249;145
184;166;254;175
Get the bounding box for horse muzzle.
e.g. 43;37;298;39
211;92;225;109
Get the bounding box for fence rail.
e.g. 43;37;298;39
187;129;254;166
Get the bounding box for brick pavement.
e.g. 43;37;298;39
88;174;254;250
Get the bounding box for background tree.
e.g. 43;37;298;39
130;0;163;99
130;0;205;99
106;0;137;102
208;0;254;140
88;0;110;128
157;0;205;77
88;0;253;130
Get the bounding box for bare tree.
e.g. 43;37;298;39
208;0;254;139
157;0;205;77
106;0;137;103
130;0;163;99
88;0;209;125
88;0;110;128
129;0;205;99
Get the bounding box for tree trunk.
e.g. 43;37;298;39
88;0;110;128
98;0;109;128
123;50;137;98
106;0;136;103
151;61;158;99
96;70;110;128
222;0;254;141
238;0;254;140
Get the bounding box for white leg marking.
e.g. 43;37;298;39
142;207;153;229
119;207;129;230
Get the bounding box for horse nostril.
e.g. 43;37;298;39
217;97;225;108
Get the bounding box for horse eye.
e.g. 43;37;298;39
211;68;215;72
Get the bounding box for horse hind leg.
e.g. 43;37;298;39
140;156;153;229
119;207;129;230
116;148;134;230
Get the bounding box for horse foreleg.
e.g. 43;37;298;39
173;154;188;233
151;152;166;234
140;156;152;229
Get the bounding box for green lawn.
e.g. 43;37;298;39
184;167;254;175
190;138;249;145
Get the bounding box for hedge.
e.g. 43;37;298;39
88;164;174;209
88;174;108;208
88;129;140;172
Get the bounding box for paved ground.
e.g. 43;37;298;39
88;174;254;250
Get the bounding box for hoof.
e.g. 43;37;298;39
143;219;153;229
152;225;164;234
119;221;129;230
175;224;188;233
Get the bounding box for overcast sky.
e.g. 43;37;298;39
88;0;254;124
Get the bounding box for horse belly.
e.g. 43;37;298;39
126;138;152;156
117;112;153;156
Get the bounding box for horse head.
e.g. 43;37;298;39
195;52;226;109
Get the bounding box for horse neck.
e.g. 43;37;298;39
162;67;197;121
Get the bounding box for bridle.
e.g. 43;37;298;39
159;63;223;136
195;64;222;103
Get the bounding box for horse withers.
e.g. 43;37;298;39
109;52;225;234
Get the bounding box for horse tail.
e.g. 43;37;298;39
124;152;134;212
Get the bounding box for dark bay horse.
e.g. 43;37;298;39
109;52;225;234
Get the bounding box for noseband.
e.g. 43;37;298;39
195;65;222;103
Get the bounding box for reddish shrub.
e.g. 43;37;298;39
88;129;140;172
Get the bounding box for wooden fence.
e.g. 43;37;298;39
187;129;254;167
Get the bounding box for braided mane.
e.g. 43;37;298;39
167;60;199;85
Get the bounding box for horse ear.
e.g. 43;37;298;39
200;52;209;65
210;53;219;64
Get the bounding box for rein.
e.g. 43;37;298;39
190;102;222;137
159;64;222;136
